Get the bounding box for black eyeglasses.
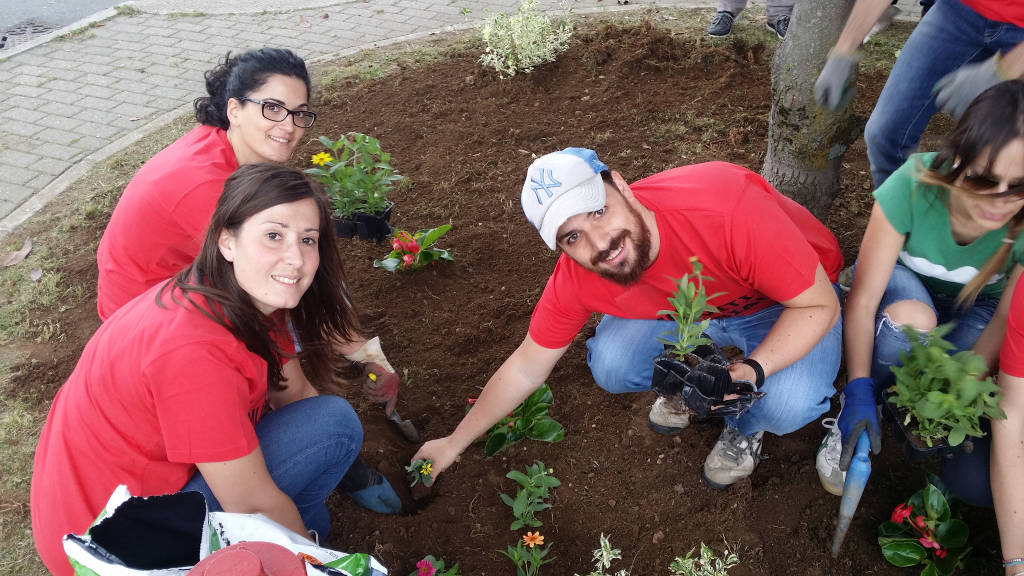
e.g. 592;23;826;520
961;170;1024;199
238;96;317;128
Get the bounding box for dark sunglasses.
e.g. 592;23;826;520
960;171;1024;199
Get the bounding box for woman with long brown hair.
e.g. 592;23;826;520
32;164;378;576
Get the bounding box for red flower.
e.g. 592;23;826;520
408;243;421;254
402;254;415;267
914;516;927;529
891;503;913;524
467;398;477;405
919;536;940;550
392;238;402;251
416;559;436;576
935;549;947;559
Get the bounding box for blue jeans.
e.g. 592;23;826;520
860;263;997;506
181;395;362;538
864;0;1024;187
868;264;998;390
586;299;842;437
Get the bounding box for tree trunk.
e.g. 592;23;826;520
761;0;861;221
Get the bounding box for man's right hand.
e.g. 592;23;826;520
411;436;462;482
815;53;859;110
838;377;882;469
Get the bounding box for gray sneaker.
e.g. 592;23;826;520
648;396;692;435
816;417;846;496
766;14;789;39
707;11;735;37
702;426;764;489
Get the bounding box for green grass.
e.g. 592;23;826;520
0;115;192;576
167;11;206;18
114;4;143;17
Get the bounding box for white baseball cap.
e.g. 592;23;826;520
521;148;609;250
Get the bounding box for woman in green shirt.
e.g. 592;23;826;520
816;80;1024;506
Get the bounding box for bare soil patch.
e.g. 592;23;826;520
6;16;996;576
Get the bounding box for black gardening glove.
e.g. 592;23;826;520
679;358;765;419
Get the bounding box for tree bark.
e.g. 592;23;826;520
761;0;861;221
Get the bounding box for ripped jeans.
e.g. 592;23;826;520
869;264;998;390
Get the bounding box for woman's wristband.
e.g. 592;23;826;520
739;358;765;388
1002;558;1024;568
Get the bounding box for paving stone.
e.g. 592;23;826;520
71;107;125;126
0;122;44;138
8;75;50;88
0;164;41;186
33;158;73;177
37;128;88;147
74;120;125;139
38;78;83;92
38;100;82;117
0;183;33;206
34;114;86;132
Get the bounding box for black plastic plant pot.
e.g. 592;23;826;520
883;399;953;462
333;203;394;244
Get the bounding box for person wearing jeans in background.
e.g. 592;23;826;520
815;0;1024;188
815;82;1024;507
708;0;794;39
412;148;843;491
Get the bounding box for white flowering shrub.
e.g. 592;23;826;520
479;0;573;77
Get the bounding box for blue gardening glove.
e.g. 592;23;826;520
814;52;859;110
934;54;1006;119
837;377;882;470
340;456;402;514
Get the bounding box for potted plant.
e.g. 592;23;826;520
650;257;727;402
305;132;405;243
886;323;1005;459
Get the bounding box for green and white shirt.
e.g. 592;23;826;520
874;152;1024;300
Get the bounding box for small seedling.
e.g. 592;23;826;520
405;458;434;487
500;461;560;531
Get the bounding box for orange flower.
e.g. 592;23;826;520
522;532;544;548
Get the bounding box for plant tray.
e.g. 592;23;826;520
334;203;393;244
882;399;967;462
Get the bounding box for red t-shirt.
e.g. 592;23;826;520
1001;281;1024;377
962;0;1024;28
31;284;274;576
96;124;238;320
528;162;843;349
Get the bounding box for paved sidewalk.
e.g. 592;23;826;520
0;0;919;239
0;0;722;239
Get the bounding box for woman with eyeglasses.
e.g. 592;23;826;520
33;164;365;576
815;80;1024;508
93;48;404;516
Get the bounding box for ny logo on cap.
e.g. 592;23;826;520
529;168;562;205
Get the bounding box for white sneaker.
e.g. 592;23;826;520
647;396;692;435
702;426;764;489
816;417;846;496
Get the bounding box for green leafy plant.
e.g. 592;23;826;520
305;133;403;218
500;461;560;531
500;532;554;576
405;459;434;487
575;534;628;576
373;226;454;271
479;0;573;77
467;383;565;457
888;323;1005;447
657;257;725;360
877;480;970;575
410;555;459;576
669;543;740;576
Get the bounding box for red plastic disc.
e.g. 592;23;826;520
188;542;307;576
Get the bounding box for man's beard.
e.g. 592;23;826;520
590;211;652;286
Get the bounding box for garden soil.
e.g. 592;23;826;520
10;17;1000;576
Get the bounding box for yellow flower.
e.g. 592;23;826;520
420;462;433;476
311;152;334;166
688;255;699;262
522;532;544;548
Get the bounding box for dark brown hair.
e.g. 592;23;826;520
916;80;1024;308
160;163;357;390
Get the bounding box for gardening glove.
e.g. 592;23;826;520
837;377;882;470
339;456;402;514
678;358;764;419
344;337;400;414
934;54;1007;119
814;51;860;111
